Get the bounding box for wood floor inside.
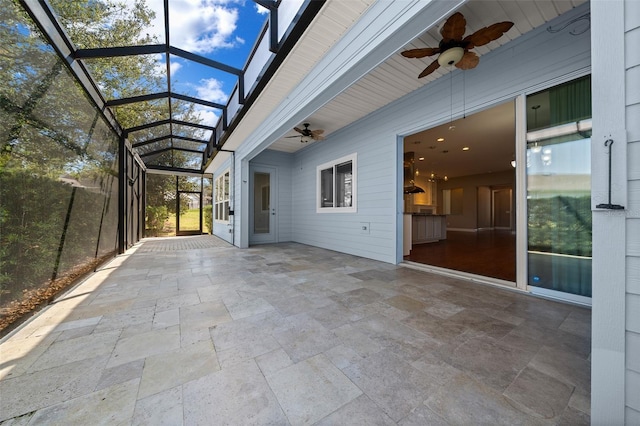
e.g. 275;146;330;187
404;229;516;282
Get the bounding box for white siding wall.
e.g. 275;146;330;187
292;129;398;262
625;0;640;422
251;150;294;242
290;3;591;264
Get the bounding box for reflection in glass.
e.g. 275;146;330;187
253;172;270;234
336;161;353;208
526;76;592;297
320;168;334;208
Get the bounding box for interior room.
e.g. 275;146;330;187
403;100;517;282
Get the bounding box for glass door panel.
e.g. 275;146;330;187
250;166;276;244
253;172;270;234
526;76;592;297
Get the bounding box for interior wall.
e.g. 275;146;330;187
477;186;492;228
437;170;515;230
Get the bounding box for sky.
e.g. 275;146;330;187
145;0;269;125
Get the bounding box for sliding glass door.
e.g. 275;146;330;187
526;76;592;298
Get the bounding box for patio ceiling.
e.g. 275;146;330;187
258;0;588;168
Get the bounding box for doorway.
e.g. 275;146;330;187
176;191;202;236
249;165;277;244
402;100;517;283
492;188;512;229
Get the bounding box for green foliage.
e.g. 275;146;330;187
528;195;592;256
145;205;169;237
0;170;118;304
0;0;211;320
203;205;212;234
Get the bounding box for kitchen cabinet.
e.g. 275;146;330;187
411;214;447;244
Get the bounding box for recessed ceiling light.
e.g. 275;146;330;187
437;137;445;142
418;157;425;161
462;147;470;151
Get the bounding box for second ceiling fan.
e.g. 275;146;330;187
402;12;514;78
287;123;325;142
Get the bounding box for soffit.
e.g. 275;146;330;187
216;0;374;156
268;0;587;154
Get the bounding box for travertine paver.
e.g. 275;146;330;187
0;235;591;425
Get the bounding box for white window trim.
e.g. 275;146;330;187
214;169;230;224
316;153;357;213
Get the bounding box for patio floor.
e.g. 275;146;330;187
0;236;591;425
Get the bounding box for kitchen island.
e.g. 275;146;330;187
406;213;447;244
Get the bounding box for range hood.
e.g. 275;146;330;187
403;152;425;194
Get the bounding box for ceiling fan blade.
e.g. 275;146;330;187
313;134;325;141
401;47;440;58
455;51;479;70
440;12;466;42
293;127;304;134
418;59;440;78
311;129;324;136
463;21;514;48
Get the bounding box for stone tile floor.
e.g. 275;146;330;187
0;236;591;425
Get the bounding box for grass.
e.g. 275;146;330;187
158;209;202;236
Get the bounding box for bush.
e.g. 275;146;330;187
203;205;212;234
145;205;169;237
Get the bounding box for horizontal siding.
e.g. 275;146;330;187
627;1;640;420
627;369;640;413
629;330;640;372
292;131;398;262
630;256;640;294
629;219;640;256
627;407;640;425
629;141;640;182
628;294;640;334
630;179;640;218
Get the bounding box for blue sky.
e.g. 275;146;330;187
146;0;269;124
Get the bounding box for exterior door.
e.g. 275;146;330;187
250;165;276;244
176;191;202;236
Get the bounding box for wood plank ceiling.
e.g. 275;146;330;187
268;0;587;153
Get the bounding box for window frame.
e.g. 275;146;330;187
316;153;357;213
214;169;230;223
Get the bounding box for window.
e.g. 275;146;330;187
317;153;357;213
214;170;230;223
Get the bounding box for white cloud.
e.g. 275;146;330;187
255;3;269;14
146;0;242;54
194;106;219;126
170;61;183;75
195;78;227;103
153;57;182;78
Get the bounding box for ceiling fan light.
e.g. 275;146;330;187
437;47;465;67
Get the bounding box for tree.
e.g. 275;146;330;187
0;0;208;329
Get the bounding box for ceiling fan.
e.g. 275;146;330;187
287;123;325;142
401;12;514;78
